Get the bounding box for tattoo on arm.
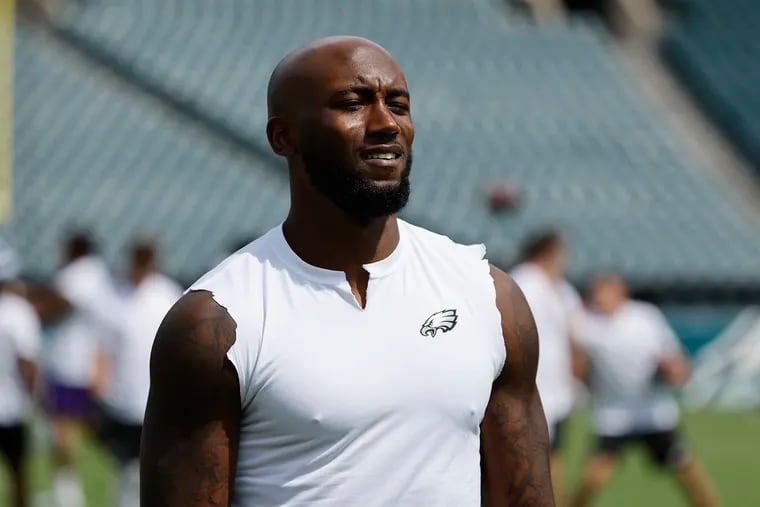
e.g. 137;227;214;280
140;291;241;507
189;426;231;506
482;268;555;507
484;388;552;506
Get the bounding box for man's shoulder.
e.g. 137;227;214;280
190;227;279;290
141;273;184;302
509;263;543;288
162;290;230;328
56;255;114;300
400;219;486;261
625;300;663;320
0;291;25;308
184;227;284;322
59;255;107;279
0;292;41;341
0;292;37;320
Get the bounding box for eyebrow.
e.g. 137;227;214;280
333;85;410;99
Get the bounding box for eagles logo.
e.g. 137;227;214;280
420;309;458;337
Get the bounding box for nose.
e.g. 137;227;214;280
365;101;400;142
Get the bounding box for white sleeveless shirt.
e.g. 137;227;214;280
190;219;505;507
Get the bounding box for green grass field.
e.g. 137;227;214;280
1;410;759;506
559;411;760;507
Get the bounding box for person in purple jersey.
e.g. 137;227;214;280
30;233;120;507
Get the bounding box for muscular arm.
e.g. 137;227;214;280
140;290;241;507
481;266;555;507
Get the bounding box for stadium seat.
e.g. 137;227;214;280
12;0;760;287
13;22;288;283
662;0;760;171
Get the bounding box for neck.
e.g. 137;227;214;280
131;269;152;287
67;253;87;265
283;198;400;283
601;300;626;316
611;299;626;314
529;258;555;279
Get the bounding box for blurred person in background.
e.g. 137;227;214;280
571;273;721;507
0;238;42;507
33;232;119;507
92;240;182;507
510;230;584;505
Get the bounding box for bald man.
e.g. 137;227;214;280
140;37;554;507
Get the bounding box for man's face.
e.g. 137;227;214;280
590;276;627;316
294;45;415;224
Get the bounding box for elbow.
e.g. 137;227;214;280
674;363;692;388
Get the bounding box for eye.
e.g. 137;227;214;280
335;101;362;111
388;101;410;115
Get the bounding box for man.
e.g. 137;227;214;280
0;239;42;507
510;230;584;504
44;232;119;507
93;241;182;507
141;36;555;506
571;274;720;507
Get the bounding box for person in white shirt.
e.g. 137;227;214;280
571;273;721;507
140;36;556;507
42;233;120;507
92;240;182;507
0;238;42;507
510;230;584;505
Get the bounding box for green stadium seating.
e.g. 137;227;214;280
12;0;760;287
13;23;288;283
662;0;760;170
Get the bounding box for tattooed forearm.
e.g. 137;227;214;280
142;420;236;506
196;444;229;505
483;390;553;506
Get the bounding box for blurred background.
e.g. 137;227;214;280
1;0;759;505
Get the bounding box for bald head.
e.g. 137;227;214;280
267;36;402;120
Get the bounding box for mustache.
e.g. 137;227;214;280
299;141;413;224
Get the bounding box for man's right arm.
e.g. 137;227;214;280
140;290;241;507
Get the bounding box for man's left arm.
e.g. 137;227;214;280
654;310;691;388
481;266;555;507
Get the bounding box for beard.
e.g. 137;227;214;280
300;137;412;225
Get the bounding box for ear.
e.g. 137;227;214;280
266;117;295;157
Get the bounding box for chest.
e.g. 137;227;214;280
247;280;497;436
587;317;663;369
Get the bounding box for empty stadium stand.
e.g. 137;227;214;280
13;22;289;282
12;0;760;291
662;0;760;171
